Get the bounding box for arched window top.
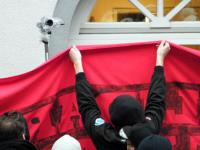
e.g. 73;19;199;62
49;0;200;56
88;0;200;23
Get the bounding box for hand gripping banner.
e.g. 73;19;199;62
0;41;200;150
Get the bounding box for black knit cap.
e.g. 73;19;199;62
137;135;172;150
109;95;145;128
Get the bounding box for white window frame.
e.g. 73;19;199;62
68;0;200;46
129;0;192;27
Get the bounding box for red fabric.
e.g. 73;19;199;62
0;41;200;150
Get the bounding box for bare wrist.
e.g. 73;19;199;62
157;54;164;60
156;55;164;66
74;63;84;74
74;60;82;65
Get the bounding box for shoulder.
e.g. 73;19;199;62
94;121;125;144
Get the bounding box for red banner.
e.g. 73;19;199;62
0;41;200;150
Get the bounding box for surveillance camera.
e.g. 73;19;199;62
45;19;54;26
43;17;64;27
37;17;64;34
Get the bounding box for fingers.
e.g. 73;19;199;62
160;40;166;47
69;45;78;57
158;40;170;49
70;45;80;53
72;45;77;50
156;40;166;48
69;45;83;73
70;45;76;51
163;42;170;50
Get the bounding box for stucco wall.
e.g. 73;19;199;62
0;0;57;78
49;0;81;57
49;0;96;57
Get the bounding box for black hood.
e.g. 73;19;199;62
109;95;145;128
138;135;172;150
0;140;37;150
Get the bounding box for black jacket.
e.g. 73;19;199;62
75;66;166;150
0;140;37;150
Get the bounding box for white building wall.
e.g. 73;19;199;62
0;0;57;78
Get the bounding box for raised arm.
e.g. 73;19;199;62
69;46;83;74
156;40;171;67
145;41;170;132
69;46;103;134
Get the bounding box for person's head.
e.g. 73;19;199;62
119;123;152;149
0;111;30;141
109;95;145;128
137;135;172;150
126;135;172;150
52;135;81;150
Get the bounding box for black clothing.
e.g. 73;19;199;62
122;119;157;147
109;95;145;128
144;66;166;131
0;140;37;150
76;72;126;150
137;135;172;150
75;66;166;150
122;66;166;147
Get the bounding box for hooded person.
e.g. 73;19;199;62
0;111;37;150
109;95;145;129
69;41;171;150
137;135;172;150
119;123;172;149
52;135;81;150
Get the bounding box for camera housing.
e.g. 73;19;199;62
37;17;64;43
37;17;64;34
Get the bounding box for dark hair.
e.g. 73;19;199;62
0;111;30;141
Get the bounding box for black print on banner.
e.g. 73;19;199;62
49;99;62;135
136;92;145;108
198;145;200;150
165;87;183;114
31;114;88;149
18;82;200;150
31;117;40;124
31;129;40;146
161;124;200;150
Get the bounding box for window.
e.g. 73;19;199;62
88;0;200;22
88;0;155;22
67;0;200;46
165;0;200;21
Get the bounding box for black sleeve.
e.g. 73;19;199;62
75;72;102;134
144;66;166;132
75;73;125;148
